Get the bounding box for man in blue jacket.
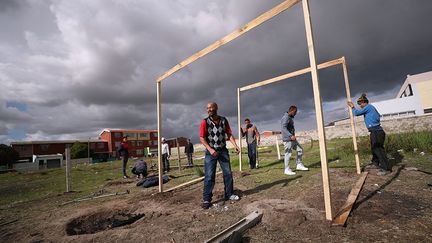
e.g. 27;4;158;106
348;93;391;176
281;105;309;175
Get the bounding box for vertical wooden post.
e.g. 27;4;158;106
65;148;72;192
342;57;361;174
157;82;163;192
176;138;181;171
302;0;332;220
237;88;243;171
275;136;281;160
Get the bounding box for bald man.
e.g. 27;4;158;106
199;102;240;209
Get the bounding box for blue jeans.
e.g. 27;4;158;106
247;141;257;168
203;148;234;202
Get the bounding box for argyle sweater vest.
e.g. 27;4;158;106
205;116;227;149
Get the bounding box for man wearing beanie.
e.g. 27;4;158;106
348;94;391;176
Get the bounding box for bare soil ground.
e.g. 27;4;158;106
1;156;432;242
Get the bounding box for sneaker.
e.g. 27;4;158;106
228;194;240;201
123;175;130;179
296;163;309;171
377;170;391;176
202;201;212;209
284;168;296;175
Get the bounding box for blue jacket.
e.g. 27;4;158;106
281;112;295;142
352;104;382;130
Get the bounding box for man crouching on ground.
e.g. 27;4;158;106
200;102;240;209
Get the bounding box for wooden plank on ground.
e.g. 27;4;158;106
204;210;263;243
332;172;368;226
156;0;301;82
164;172;222;192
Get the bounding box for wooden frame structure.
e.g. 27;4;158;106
156;0;341;220
237;56;361;174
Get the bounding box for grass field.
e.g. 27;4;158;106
1;131;431;208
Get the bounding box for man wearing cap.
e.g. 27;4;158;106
161;137;170;173
118;136;130;179
348;93;391;176
199;102;241;209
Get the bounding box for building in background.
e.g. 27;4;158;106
10;139;109;166
373;70;432;119
99;129;158;157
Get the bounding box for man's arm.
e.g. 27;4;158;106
228;135;240;153
254;126;260;144
200;137;217;156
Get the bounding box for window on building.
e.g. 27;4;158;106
137;141;143;146
40;144;49;151
136;150;143;155
399;84;413;98
114;132;122;138
131;141;136;146
139;133;149;140
424;108;432;114
97;143;105;149
152;132;158;137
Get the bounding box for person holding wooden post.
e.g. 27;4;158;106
241;118;260;169
281;105;309;176
348;93;391;176
200;102;240;209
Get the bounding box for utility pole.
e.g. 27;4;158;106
88;137;91;163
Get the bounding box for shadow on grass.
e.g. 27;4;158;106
353;165;405;210
241;175;302;196
308;156;340;169
258;159;283;169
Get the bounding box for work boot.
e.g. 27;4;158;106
228;194;240;201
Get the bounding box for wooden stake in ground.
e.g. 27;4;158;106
176;138;181;172
65;147;72;192
157;82;163;192
237;88;243;171
333;172;368;226
342;57;361;174
165;172;222;192
302;0;332;220
275;136;281;160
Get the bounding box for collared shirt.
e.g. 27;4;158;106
162;143;170;155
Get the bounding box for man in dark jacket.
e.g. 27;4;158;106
118;136;130;179
184;139;194;167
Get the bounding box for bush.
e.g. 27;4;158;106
0;144;19;168
70;142;89;159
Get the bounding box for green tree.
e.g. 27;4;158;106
0;144;19;168
70;142;89;159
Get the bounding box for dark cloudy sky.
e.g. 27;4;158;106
1;0;432;144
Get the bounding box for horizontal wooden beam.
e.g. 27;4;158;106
156;0;301;83
164;172;222;192
239;57;344;91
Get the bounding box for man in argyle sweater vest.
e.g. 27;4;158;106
199;102;241;209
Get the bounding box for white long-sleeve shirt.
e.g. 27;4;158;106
162;143;170;156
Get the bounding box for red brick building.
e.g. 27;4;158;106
10;140;109;162
99;129;158;157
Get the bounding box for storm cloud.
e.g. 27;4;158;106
1;0;431;144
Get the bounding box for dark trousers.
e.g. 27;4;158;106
122;156;129;176
162;153;170;172
203;148;234;202
370;130;390;171
247;141;257;169
187;153;194;165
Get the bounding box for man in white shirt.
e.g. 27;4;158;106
161;137;170;173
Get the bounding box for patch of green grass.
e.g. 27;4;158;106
1;131;431;207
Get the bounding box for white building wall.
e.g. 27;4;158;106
372;95;424;117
